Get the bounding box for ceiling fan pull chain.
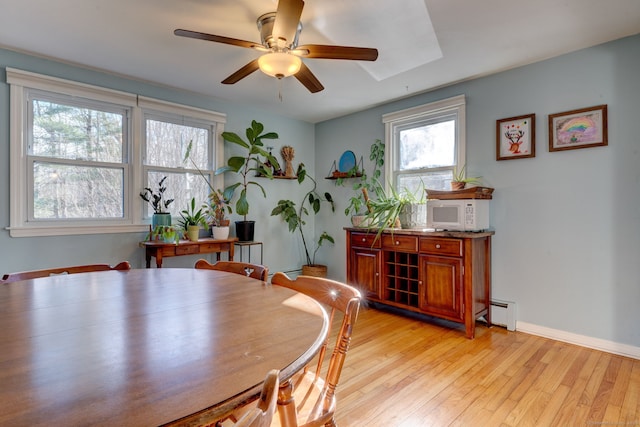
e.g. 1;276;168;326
278;79;283;102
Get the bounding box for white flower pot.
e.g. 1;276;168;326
212;226;230;240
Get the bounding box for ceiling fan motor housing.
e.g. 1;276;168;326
257;12;302;50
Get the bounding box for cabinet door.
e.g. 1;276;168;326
350;248;381;299
419;255;463;321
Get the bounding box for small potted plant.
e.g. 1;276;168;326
451;164;481;190
140;176;174;228
206;189;232;240
271;163;335;277
177;197;208;241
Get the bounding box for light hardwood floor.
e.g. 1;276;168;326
332;305;640;427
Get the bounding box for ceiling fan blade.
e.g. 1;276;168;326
294;44;378;61
294;62;324;93
272;0;304;45
221;59;260;85
174;29;262;50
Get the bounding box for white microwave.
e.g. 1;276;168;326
426;199;490;231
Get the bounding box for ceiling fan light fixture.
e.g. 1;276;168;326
258;52;302;79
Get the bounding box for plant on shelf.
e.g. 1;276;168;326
140;176;174;227
271;163;335;276
339;139;385;226
451;164;481;190
215;120;281;241
177;197;208;241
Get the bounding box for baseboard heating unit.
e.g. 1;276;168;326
490;299;516;331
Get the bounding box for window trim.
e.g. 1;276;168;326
382;94;466;193
7;68;226;237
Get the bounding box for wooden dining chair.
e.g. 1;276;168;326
228;369;280;427
1;261;131;283
194;259;268;281
270;272;362;427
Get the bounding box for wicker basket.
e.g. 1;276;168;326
301;264;328;278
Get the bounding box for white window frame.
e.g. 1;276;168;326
7;68;226;237
382;94;466;194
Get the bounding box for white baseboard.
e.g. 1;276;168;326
517;321;640;360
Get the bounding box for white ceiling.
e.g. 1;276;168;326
1;0;639;123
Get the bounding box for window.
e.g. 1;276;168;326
29;91;129;221
383;95;466;195
141;107;217;219
7;68;225;237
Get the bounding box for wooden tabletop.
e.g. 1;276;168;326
0;269;328;426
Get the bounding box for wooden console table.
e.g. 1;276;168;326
139;237;238;268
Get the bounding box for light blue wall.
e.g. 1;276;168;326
315;34;640;347
0;48;315;274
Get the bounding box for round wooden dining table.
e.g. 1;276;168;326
0;268;329;426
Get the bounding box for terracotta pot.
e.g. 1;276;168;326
451;181;466;190
302;264;327;278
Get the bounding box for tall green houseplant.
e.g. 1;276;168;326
271;164;335;274
215;120;280;241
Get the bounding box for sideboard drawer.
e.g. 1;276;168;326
381;234;418;252
419;238;462;257
350;232;381;249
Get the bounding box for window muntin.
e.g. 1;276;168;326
384;95;465;196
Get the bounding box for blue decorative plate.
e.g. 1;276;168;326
338;150;357;172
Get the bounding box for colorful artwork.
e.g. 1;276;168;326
496;114;535;160
549;105;608;152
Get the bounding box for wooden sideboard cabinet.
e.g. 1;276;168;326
346;228;494;339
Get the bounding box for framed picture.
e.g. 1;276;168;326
496;114;535;160
548;105;608;152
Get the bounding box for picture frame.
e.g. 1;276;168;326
548;104;608;152
496;114;535;161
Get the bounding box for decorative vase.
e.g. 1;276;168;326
302;264;327;278
186;225;200;241
235;220;255;242
212;226;230;240
152;212;171;228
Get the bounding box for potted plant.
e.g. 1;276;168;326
358;178;427;241
206;189;232;240
182;142;233;240
215;120;280;242
271;163;335;277
340;139;385;227
451;164;481;190
140;176;174;228
177;197;208;241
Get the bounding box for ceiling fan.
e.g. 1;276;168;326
174;0;378;93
